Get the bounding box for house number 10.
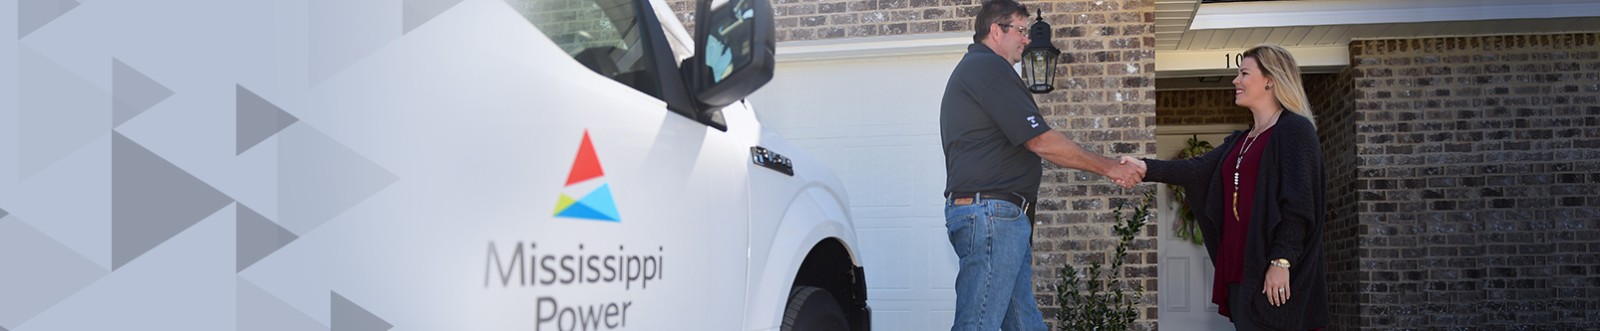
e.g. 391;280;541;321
1225;53;1244;69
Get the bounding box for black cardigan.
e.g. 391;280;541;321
1144;112;1329;330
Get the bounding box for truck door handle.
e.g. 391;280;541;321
750;146;794;176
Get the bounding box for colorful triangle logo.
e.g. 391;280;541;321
565;131;605;186
554;130;620;222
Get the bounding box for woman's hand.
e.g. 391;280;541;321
1113;156;1146;188
1262;265;1291;306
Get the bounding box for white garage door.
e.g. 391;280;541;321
747;33;972;331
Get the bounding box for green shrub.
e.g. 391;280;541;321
1055;192;1153;331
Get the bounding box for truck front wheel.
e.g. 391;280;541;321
780;286;849;331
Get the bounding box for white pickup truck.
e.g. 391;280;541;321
452;0;873;329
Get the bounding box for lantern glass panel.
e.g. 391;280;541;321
1027;51;1050;86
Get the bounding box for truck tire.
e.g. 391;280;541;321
780;286;849;331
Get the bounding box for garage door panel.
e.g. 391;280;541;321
750;50;965;331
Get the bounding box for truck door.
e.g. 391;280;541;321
508;0;752;329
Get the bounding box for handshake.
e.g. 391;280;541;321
1107;156;1146;189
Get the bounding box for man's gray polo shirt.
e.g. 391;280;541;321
941;43;1052;200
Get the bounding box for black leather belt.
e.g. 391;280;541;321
947;192;1034;218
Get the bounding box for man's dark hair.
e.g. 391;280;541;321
972;0;1029;43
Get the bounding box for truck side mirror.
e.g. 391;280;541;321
691;0;775;109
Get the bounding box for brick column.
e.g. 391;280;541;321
1306;70;1360;330
1026;2;1156;330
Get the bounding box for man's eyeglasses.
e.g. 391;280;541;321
996;23;1028;33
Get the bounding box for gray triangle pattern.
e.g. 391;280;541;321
331;292;392;331
112;132;235;270
238;278;328;331
277;124;397;235
0;207;8;220
20;45;108;181
17;0;80;39
0;215;108;329
236;203;298;272
402;0;464;34
112;59;175;128
308;1;400;86
236;85;299;155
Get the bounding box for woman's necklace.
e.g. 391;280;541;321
1232;110;1282;221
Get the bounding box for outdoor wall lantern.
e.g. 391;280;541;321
1022;8;1061;94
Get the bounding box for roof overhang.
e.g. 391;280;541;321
1191;0;1600;30
1156;0;1600;79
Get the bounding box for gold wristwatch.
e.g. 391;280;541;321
1270;258;1292;269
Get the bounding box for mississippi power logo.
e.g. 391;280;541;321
553;130;621;222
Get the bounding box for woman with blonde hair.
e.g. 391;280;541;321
1125;44;1329;330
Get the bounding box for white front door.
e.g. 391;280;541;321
1156;125;1244;330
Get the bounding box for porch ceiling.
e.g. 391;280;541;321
1155;0;1600;78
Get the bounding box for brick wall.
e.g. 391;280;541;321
1153;89;1252;126
511;0;624;54
670;0;1148;43
666;0;1149;44
1305;70;1361;330
1349;34;1600;329
1018;2;1157;330
665;0;1159;329
665;0;697;32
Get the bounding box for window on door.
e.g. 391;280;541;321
510;0;663;99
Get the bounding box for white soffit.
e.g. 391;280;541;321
1156;0;1600;77
1155;0;1203;50
1191;0;1600;31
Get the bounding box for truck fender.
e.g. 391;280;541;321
746;184;860;330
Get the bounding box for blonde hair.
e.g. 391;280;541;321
1242;44;1314;126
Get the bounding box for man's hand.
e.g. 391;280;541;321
1119;156;1146;175
1108;156;1146;188
1107;156;1145;189
1023;131;1144;188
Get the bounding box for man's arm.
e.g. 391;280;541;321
1025;130;1143;188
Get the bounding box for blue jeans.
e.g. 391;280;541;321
945;197;1047;331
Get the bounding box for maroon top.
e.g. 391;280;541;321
1214;126;1274;318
